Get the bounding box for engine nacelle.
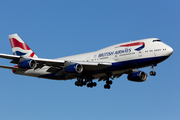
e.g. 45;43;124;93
18;59;37;69
127;71;148;82
65;63;83;73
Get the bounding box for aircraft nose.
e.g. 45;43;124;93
166;46;173;56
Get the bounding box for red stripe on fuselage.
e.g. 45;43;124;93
120;42;145;47
9;38;31;50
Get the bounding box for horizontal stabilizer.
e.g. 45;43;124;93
0;65;25;70
0;53;20;60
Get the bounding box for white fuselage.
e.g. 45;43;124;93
57;38;172;62
14;38;173;80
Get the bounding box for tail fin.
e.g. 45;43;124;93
9;34;38;58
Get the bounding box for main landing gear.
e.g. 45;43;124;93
150;64;156;76
104;80;113;89
75;74;114;89
86;77;97;88
75;77;97;88
87;82;97;88
104;73;113;89
75;77;86;87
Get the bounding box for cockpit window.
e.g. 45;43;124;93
153;40;161;42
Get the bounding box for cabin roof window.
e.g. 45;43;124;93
153;40;161;42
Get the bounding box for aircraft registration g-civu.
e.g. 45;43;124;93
0;34;173;89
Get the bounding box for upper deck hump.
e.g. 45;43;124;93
97;38;159;52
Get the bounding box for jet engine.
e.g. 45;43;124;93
127;71;148;82
18;59;37;69
65;63;83;73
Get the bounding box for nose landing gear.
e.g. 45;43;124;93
150;64;157;76
150;71;156;76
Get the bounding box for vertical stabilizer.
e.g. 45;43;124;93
9;34;38;58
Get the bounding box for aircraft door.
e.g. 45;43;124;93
114;54;118;61
138;51;142;57
86;57;90;62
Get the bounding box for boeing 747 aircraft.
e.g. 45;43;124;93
0;34;173;89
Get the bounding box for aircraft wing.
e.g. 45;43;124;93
0;53;112;71
32;57;112;70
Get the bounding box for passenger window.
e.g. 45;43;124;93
153;40;161;42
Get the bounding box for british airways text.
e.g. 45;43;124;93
98;48;131;58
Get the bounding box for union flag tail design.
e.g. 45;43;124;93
9;34;38;58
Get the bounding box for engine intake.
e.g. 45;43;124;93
18;59;37;69
65;63;83;73
128;71;148;82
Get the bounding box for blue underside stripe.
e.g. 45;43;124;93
38;56;169;80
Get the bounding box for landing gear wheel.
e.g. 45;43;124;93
87;82;97;88
104;84;111;89
75;81;79;86
75;81;83;87
93;82;97;87
83;81;87;85
150;71;156;76
87;83;91;87
106;80;113;85
79;82;83;87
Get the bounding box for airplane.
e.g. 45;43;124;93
0;34;173;89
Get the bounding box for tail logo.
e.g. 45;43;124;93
9;38;36;57
120;42;145;51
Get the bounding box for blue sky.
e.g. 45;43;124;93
0;0;179;120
